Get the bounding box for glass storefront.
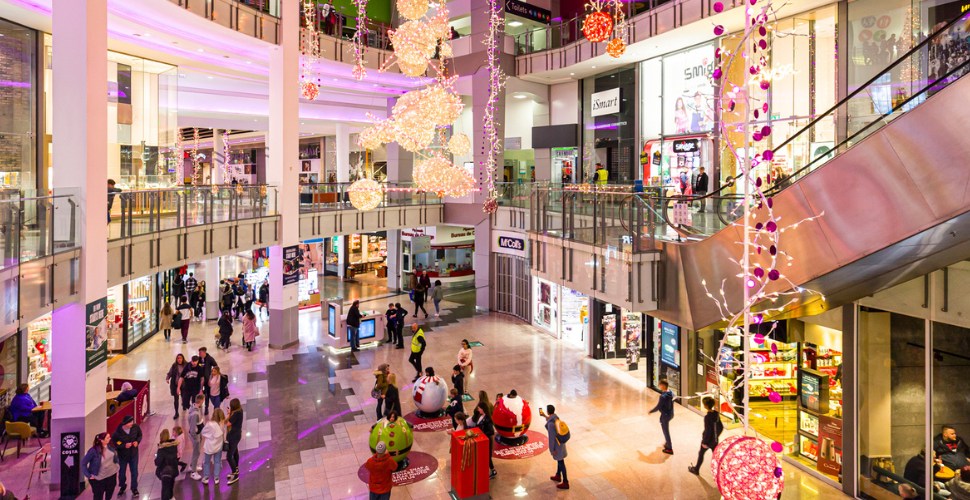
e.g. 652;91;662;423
560;286;589;349
26;314;51;401
107;276;159;353
0;333;17;406
552;147;579;184
403;226;475;281
582;66;637;183
529;278;590;350
0;18;37;191
532;276;559;338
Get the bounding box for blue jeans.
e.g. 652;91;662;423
210;394;223;412
660;417;672;450
369;492;390;500
203;451;222;482
433;299;441;314
118;452;138;491
349;326;360;349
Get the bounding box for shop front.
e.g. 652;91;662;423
530;277;590;351
403;226;475;283
588;301;650;380
582;66;637;184
323;233;389;283
26;314;52;401
0;333;18;407
107;275;159;354
552;147;579;184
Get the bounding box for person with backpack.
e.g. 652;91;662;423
176;296;193;342
649;378;675;454
154;429;179;500
542;404;569;489
688;396;724;475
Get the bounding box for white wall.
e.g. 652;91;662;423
504;96;535;150
550;81;579;125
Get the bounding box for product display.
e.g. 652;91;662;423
369;416;414;465
27;315;52;396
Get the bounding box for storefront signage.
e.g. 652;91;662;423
506;137;522;150
660;321;679;367
85;297;108;372
591;88;621;117
283;245;302;286
411;235;432;255
817;415;843;475
504;0;552;23
663;43;716;134
59;431;82;498
671;139;700;153
492;230;527;258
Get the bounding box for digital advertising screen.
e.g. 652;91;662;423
660;321;680;367
328;304;336;337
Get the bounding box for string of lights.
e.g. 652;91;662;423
174;131;183;186
192;127;200;187
351;0;370;80
301;0;320;100
481;0;506;213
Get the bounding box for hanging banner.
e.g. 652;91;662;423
86;297;108;372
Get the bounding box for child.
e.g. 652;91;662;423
451;365;465;397
446;388;464;429
172;426;187;474
453;412;467;431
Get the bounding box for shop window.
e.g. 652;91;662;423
0;334;19;406
26;314;52;401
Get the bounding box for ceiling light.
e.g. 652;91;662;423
143;33;150;37
197;49;204;52
591;66;596;69
570;72;574;75
508;21;523;27
513;94;527;99
333;78;338;81
207;76;213;79
246;61;252;64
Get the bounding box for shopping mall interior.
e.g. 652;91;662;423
2;0;970;499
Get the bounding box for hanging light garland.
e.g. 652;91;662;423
300;0;320;100
480;0;506;213
351;0;370;80
223;129;231;185
174;130;183;186
348;177;383;210
191;127;200;187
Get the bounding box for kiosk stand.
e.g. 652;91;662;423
325;301;385;350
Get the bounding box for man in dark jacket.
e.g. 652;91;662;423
649;379;675;454
384;303;396;345
935;426;970;469
112;415;143;496
394;303;408;349
691;167;709;212
155;433;179;500
904;448;942;499
347;300;362;352
688;396;723;474
198;347;218;414
178;356;203;411
107;179;123;224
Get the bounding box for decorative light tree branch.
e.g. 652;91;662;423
301;0;320;100
191;127;201;187
351;0;369;80
174;131;183;186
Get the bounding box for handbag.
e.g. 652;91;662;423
371;379;381;399
214;328;222;339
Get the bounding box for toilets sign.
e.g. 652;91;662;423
591;88;620;117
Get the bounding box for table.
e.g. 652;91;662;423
936;465;955;481
32;401;51;412
107;390;122;400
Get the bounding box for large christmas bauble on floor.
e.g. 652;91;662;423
711;435;784;500
369;417;414;467
492;395;532;446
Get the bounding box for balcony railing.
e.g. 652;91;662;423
299;182;443;213
170;0;281;44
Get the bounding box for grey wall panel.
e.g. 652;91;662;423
51;251;79;309
18;258;51;325
0;266;18;339
129;238;156;279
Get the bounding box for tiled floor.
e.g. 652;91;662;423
0;286;851;500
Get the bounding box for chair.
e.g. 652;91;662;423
26;443;51;490
2;421;40;460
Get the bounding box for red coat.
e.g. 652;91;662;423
364;454;398;493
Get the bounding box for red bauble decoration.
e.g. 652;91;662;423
711;435;784;500
483;198;498;214
492;395;532;439
352;64;367;81
301;81;319;101
606;38;626;58
582;11;613;43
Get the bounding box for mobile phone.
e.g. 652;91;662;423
538;408;546;417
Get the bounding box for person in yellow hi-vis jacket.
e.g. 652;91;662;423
409;324;426;383
595;163;608;185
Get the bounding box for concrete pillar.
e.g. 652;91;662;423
213;128;226;184
336;236;346;279
266;0;300;349
336;122;350;182
206;257;221;319
534;148;552;182
386;230;402;291
50;0;108;488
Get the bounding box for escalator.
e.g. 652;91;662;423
650;10;970;330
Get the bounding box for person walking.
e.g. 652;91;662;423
200;408;227;485
187;394;205;479
111;415;142;496
194;281;206;320
409;323;427;383
166;354;187;419
383;373;402;419
107;179;123;224
394;303;408;349
233;280;247;320
649;378;675;454
347;299;362;352
159;301;174;341
221;282;235;316
365;442;398;500
431;280;444;316
243;311;259;351
178;356;204;412
218;310;234;351
226;399;243;484
176;296;193;342
198;347;219;414
244;282;255;316
185;272;198;312
373;364;390;420
258;280;269;315
413;276;429;318
154;430;179;500
458;340;473;395
208;366;228;411
688;396;724;475
542;405;569;489
384;303;396;345
81;432;120;500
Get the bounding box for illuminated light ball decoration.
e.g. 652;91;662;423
348;178;383;211
711;436;784;500
353;64;367;81
583;11;613;43
606;37;626;58
301;81;319;101
448;133;470;156
396;0;429;21
483;198;498;214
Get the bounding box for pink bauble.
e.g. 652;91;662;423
711;435;784;500
492;396;532;439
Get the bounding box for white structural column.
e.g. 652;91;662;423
50;0;109;489
213;128;226;184
206;257;221;318
266;0;300;349
336;122;350;181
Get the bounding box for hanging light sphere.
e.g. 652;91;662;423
440;41;453;58
582;11;613;43
711;435;784;500
448;133;471;156
348;178;383;211
483;198;498;214
301;81;319;100
352;64;367;81
607;38;626;58
396;0;428;21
